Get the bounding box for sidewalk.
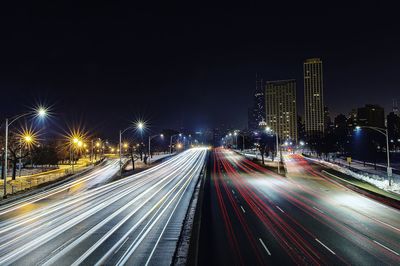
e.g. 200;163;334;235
0;157;101;198
305;155;400;195
329;157;400;184
322;170;400;210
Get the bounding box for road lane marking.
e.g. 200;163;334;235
373;240;400;256
370;217;400;232
240;206;246;213
259;238;271;256
276;206;285;213
315;238;335;255
114;237;129;254
313;206;324;214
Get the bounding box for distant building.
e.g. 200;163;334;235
334;114;348;130
357;104;385;128
265;79;298;142
324;106;333;133
304;58;324;136
248;74;266;130
297;115;306;141
393;99;399;115
347;109;358;128
387;112;400;149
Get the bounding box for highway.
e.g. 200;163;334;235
199;148;400;265
0;148;207;266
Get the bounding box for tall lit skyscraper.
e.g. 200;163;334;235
265;79;298;142
248;73;266;130
304;58;324;136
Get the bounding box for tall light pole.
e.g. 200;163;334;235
90;139;94;163
148;134;164;163
237;133;245;150
266;126;281;174
170;133;182;154
18;134;34;177
3;107;47;198
355;126;392;185
119;121;145;176
70;137;80;174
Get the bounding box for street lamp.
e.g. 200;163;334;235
355;126;392;185
3;107;48;198
236;132;246;150
18;132;35;177
170;133;182;154
234;132;238;148
148;133;164;163
70;136;82;174
266;126;281;174
118;121;145;175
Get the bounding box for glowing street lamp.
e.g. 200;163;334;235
148;133;164;162
18;132;36;177
118;121;146;175
264;126;281;174
23;135;33;143
136;121;145;131
170;133;182;154
37;107;47;118
3;106;49;198
77;141;83;148
355;125;392;185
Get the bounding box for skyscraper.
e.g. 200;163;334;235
248;74;266;130
304;58;324;136
265;79;298;142
357;104;385;128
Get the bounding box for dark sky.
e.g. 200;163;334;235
1;1;399;138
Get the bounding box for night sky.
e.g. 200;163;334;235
1;2;399;138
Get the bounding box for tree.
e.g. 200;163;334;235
6;133;30;180
31;144;60;166
129;143;140;170
253;132;274;165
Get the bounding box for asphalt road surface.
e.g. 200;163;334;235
0;148;207;266
198;148;400;265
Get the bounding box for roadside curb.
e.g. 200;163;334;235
322;170;400;210
173;151;209;266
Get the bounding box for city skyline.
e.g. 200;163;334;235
1;2;400;134
1;3;400;265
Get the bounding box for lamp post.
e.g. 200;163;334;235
355;126;392;185
90;139;94;163
148;134;164;163
234;132;238;149
170;133;182;154
3;107;47;198
237;133;245;150
18;134;34;177
266;127;281;174
70;137;83;174
118;121;145;176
